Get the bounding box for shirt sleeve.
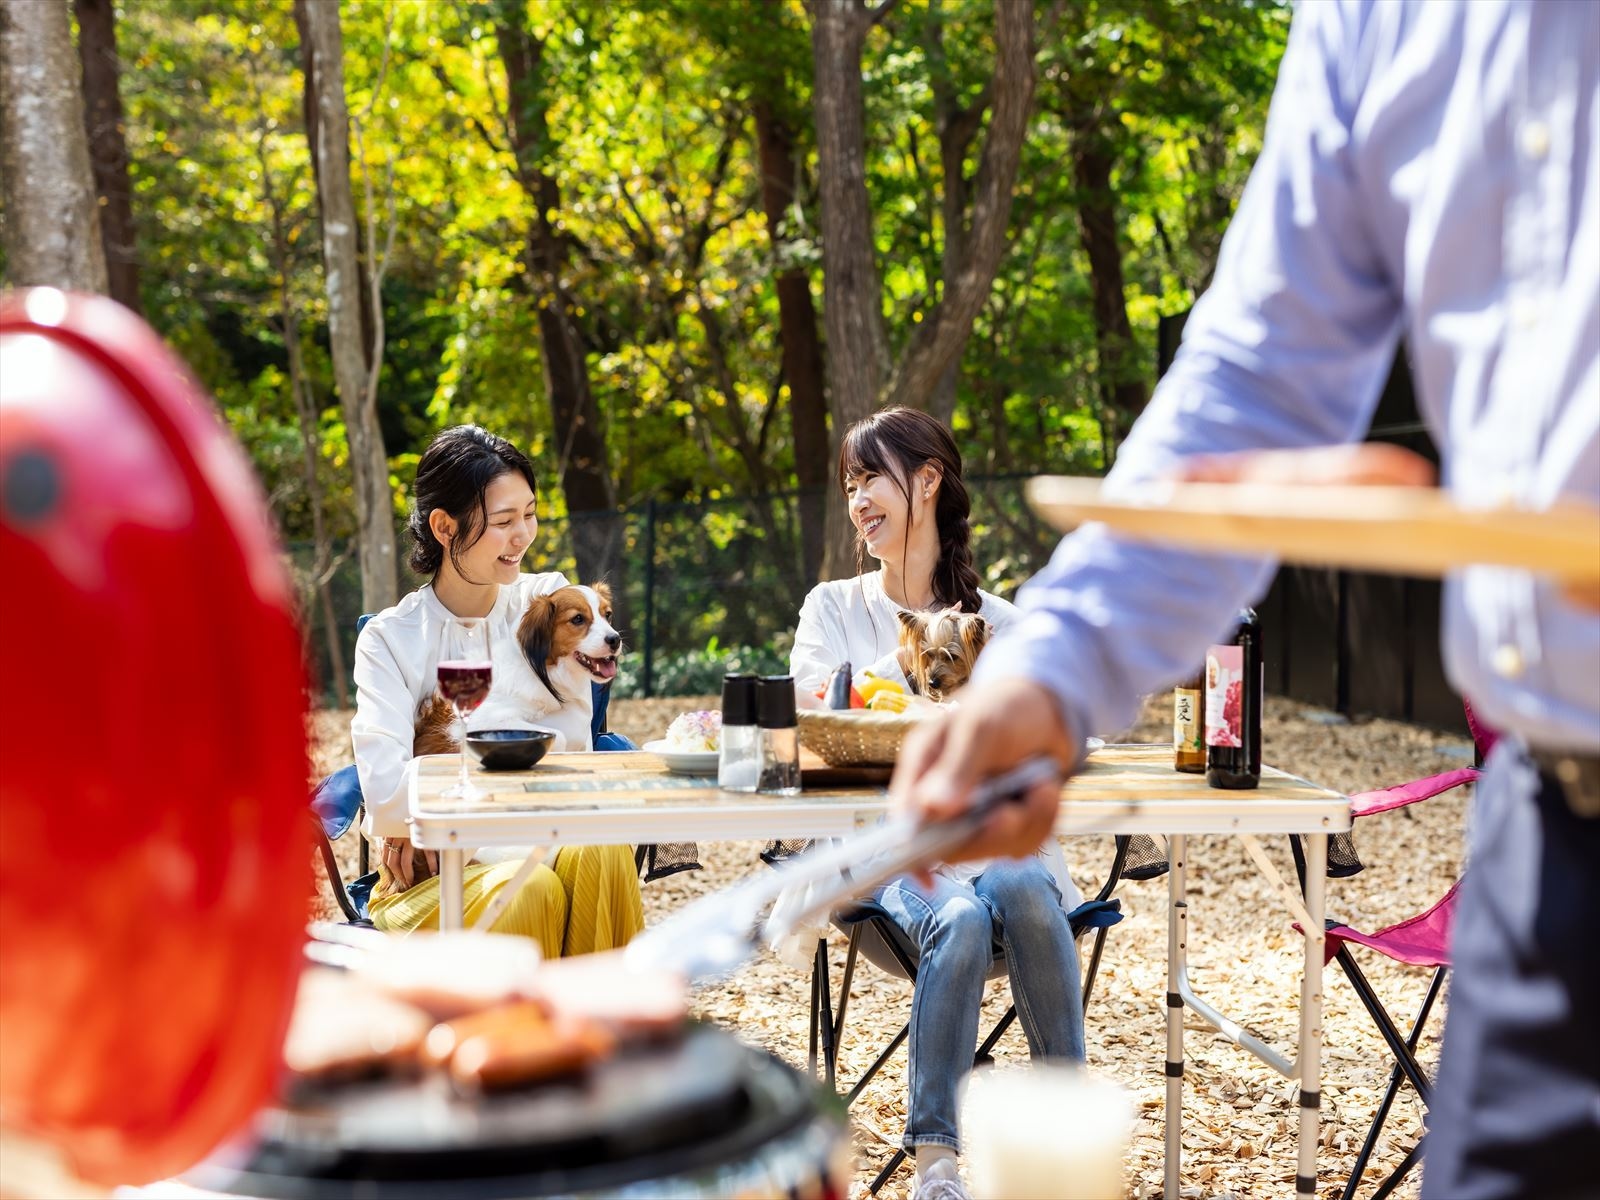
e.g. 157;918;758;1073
791;585;846;695
351;618;423;840
976;1;1403;738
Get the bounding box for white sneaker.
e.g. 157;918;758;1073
912;1175;973;1200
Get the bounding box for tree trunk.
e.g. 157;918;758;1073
809;0;888;579
72;0;138;312
286;300;349;709
1072;135;1147;452
292;1;378;389
753;95;829;587
0;0;106;292
265;155;349;708
297;0;397;614
880;0;1034;413
922;0;980;425
495;14;627;627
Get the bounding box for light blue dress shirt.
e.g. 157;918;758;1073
981;0;1600;753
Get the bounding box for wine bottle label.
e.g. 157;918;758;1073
1173;688;1202;751
1205;645;1244;748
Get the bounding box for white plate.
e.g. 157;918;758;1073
643;740;720;776
1085;736;1106;754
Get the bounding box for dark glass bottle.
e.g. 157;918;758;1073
1205;608;1262;790
1173;667;1206;773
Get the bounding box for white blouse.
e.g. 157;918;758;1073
790;571;1019;695
352;571;591;839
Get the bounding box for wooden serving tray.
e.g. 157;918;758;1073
799;748;892;788
1027;476;1600;581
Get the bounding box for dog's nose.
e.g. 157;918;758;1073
605;632;621;651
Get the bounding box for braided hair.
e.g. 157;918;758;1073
407;425;538;581
837;406;983;615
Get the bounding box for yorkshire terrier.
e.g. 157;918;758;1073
894;608;992;703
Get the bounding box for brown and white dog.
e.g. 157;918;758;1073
390;584;623;901
894;607;992;703
413;583;622;756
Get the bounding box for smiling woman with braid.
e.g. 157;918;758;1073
787;406;1088;1200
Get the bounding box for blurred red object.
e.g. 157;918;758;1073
0;290;312;1185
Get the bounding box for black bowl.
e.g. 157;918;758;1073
465;728;556;771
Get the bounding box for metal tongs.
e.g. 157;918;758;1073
624;756;1060;985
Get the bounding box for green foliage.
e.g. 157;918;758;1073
104;0;1289;692
614;636;793;699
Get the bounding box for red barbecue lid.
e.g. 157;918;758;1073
0;290;313;1185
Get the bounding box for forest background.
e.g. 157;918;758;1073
0;0;1290;701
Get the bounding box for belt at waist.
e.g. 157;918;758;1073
1528;749;1600;819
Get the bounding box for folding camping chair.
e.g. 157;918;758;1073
1290;715;1489;1200
802;837;1132;1194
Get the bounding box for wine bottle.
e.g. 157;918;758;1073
1205;608;1262;790
1173;667;1206;773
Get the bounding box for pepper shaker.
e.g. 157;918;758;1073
756;675;802;795
718;673;760;792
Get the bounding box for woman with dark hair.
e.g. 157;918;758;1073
789;407;1087;1200
792;405;1009;691
351;424;642;953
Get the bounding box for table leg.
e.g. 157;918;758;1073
1165;834;1187;1200
439;848;466;931
1296;833;1328;1200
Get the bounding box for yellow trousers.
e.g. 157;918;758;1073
368;845;643;958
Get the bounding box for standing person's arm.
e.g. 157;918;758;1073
895;2;1405;853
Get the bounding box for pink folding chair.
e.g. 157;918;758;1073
1293;707;1491;1200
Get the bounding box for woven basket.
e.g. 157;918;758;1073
797;709;926;767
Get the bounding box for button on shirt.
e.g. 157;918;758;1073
981;0;1600;753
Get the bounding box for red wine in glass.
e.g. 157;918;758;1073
437;660;493;714
438;616;492;798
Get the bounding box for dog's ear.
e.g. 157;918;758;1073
895;609;922;635
518;594;567;703
961;615;991;660
591;581;612;608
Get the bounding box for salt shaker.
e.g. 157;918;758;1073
718;673;760;792
756;675;802;795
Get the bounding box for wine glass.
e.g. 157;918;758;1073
437;616;492;799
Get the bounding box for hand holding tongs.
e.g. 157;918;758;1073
624;756;1062;986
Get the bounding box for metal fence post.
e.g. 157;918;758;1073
641;499;657;698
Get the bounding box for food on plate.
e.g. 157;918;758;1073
423;1000;616;1090
285;938;690;1095
664;709;722;751
281;969;431;1082
352;929;544;1018
525;947;689;1036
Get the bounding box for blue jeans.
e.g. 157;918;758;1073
873;855;1086;1151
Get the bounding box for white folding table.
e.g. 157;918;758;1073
408;744;1349;1199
